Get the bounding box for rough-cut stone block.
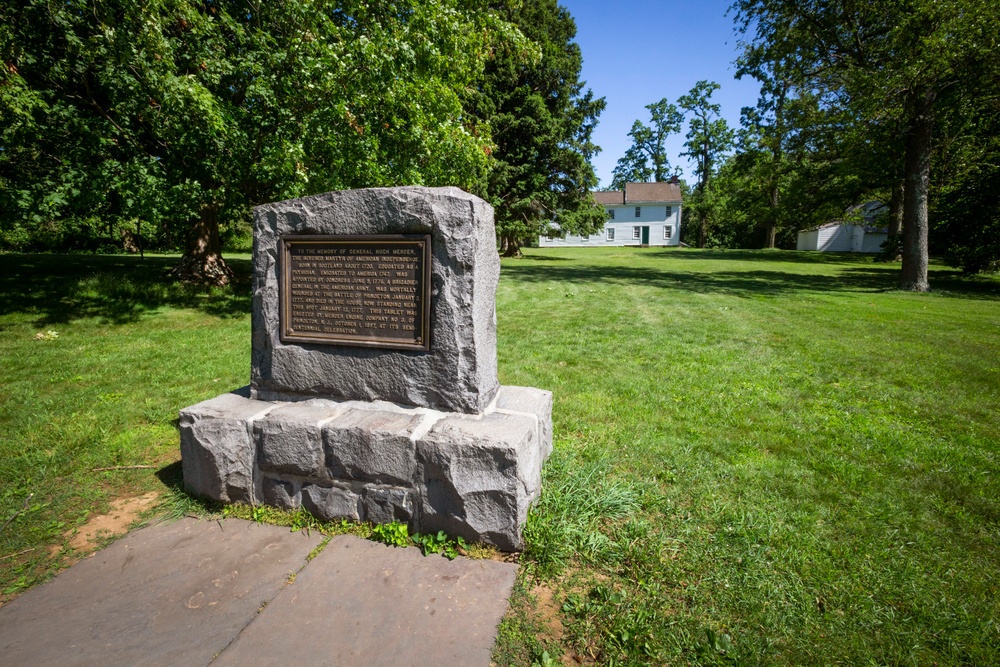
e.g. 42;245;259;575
179;389;274;503
301;484;360;522
261;477;299;510
495;385;554;461
361;486;413;525
417;412;539;551
323;409;422;485
250;186;500;414
254;401;342;477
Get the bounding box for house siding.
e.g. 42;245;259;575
540;203;682;248
796;229;819;251
797;224;887;253
817;225;853;251
860;232;887;253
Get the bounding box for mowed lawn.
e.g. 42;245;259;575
1;248;999;665
494;248;999;666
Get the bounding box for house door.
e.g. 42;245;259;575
641;226;650;245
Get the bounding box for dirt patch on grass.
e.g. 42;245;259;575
66;491;161;551
529;581;599;666
0;492;161;610
532;583;565;642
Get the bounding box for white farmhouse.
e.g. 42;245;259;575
539;181;683;248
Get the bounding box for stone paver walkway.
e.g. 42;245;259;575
0;517;517;667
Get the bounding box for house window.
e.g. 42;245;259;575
666;205;673;217
607;209;615;219
634;206;641;218
581;234;589;242
664;226;672;240
607;227;615;241
632;226;641;240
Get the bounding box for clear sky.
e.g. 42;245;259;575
559;0;761;188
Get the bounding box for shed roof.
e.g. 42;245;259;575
798;221;889;234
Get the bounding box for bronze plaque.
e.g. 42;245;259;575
279;235;431;351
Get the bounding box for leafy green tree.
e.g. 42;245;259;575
932;87;1000;274
471;0;605;257
610;98;682;189
678;81;734;248
734;79;792;248
1;0;521;283
729;77;869;250
733;0;1000;289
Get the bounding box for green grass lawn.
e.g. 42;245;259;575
1;248;998;665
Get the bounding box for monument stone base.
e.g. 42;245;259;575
180;386;551;551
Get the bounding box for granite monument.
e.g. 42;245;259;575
179;186;552;550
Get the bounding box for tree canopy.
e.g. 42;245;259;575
677;80;734;247
610;99;682;189
732;0;1000;287
1;0;526;282
471;0;606;256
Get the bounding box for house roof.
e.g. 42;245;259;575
593;190;624;205
592;182;683;206
799;201;889;234
625;181;682;203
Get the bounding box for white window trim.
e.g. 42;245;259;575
664;226;672;240
607;227;615;241
632;226;641;240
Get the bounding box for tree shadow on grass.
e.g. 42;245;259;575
839;267;1000;300
0;254;253;325
502;260;999;300
643;248;872;265
506;253;575;261
522;247;873;265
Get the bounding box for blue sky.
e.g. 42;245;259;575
559;0;761;188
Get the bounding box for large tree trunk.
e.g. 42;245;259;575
171;203;233;286
765;183;779;248
888;179;904;237
899;89;935;292
878;178;905;262
765;82;786;250
501;234;522;258
698;209;708;248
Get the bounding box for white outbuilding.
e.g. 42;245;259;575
796;203;888;253
539;181;683;248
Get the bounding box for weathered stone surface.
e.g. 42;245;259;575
254;400;343;477
0;518;323;667
495;385;554;461
417;412;539;551
261;477;300;510
179;388;273;503
361;486;413;524
179;384;552;549
323;408;422;485
301;484;360;522
210;534;518;667
250;186;500;414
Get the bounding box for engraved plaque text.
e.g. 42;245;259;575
279;235;431;350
